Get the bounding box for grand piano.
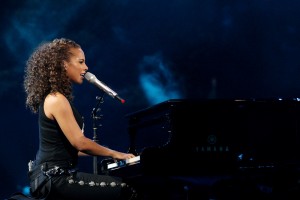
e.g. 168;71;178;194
101;98;300;199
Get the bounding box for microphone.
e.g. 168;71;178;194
84;72;125;104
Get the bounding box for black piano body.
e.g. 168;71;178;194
101;98;300;199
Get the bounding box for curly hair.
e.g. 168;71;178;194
24;38;81;113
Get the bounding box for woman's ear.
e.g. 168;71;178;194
63;61;68;70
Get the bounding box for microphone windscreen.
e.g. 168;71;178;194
84;72;96;83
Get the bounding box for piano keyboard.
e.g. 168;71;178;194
107;155;141;170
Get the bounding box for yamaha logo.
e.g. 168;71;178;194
195;134;230;152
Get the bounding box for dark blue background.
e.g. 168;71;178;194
1;0;300;198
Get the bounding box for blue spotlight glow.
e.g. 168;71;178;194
22;186;30;196
138;52;182;105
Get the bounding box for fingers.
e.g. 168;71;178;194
126;153;135;159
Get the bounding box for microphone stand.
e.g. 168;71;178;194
91;94;104;174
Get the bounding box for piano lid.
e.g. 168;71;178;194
126;98;300;166
126;98;300;118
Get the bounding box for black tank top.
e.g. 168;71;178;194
35;100;84;166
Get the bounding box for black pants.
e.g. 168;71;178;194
29;169;137;200
51;171;136;200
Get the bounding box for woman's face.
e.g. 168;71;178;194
65;47;88;84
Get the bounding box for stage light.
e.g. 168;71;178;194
22;186;30;196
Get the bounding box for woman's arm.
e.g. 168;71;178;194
44;92;135;160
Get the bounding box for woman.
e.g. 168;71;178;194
23;38;137;200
